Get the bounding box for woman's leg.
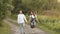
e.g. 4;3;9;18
33;21;36;28
33;20;36;26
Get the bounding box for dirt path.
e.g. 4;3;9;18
4;20;20;34
4;18;46;34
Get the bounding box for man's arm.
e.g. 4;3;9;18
17;15;19;24
24;15;27;22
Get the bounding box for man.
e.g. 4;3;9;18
18;10;27;34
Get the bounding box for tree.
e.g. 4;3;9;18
0;0;13;26
11;0;22;14
11;0;57;14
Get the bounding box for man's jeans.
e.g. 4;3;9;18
19;23;25;34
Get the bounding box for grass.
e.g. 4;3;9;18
0;21;10;34
37;15;60;34
37;23;60;34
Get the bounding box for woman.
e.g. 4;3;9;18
29;11;38;28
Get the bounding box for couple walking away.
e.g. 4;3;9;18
17;10;38;34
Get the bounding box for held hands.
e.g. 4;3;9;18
26;21;29;25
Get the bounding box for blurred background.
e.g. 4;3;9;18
0;0;60;34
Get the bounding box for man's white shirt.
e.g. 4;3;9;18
18;14;27;24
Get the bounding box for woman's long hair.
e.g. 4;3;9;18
30;11;36;16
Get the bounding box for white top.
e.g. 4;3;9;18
18;14;27;24
30;15;35;18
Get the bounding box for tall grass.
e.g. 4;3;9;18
37;15;60;34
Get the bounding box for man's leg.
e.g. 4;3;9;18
19;23;23;34
20;23;26;34
23;23;25;34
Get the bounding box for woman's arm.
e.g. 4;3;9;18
35;15;39;23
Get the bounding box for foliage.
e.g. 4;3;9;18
11;0;57;14
0;0;13;20
0;0;13;26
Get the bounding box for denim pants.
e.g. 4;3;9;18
19;23;25;34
